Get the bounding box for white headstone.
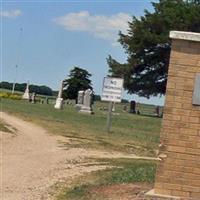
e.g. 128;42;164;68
79;89;93;114
22;82;30;100
31;92;36;104
75;90;84;111
112;102;116;112
78;91;84;105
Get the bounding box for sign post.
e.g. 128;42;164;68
106;101;113;132
101;77;124;132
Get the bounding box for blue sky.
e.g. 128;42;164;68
1;0;164;105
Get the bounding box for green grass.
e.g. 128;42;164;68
97;100;163;116
0;89;57;104
1;98;161;156
1;98;160;199
56;158;157;200
93;158;156;184
0;88;23;94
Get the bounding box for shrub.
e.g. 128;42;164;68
0;92;22;100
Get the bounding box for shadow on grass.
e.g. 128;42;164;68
56;158;157;200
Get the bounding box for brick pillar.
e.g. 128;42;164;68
147;31;200;200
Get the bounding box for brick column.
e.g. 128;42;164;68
147;31;200;200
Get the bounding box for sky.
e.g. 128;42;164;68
1;0;164;105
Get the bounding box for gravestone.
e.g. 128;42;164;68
146;31;200;199
136;110;140;115
129;100;136;113
31;93;36;104
75;90;84;111
45;97;49;104
54;81;64;109
40;99;44;104
112;102;115;112
155;106;160;117
77;91;84;104
22;82;30;100
123;104;127;112
80;89;93;114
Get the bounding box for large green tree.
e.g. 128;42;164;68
108;0;200;98
63;67;92;100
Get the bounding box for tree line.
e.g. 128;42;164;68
0;81;53;96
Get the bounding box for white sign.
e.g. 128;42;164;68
101;77;124;102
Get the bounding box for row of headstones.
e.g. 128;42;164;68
22;83;160;116
22;82;94;114
129;100;161;117
22;83;50;104
99;100;161;116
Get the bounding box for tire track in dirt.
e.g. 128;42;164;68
0;112;157;200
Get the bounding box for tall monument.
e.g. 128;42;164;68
54;81;64;109
22;82;30;100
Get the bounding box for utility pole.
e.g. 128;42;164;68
12;28;23;94
12;65;18;94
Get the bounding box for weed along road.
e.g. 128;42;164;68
1;112;157;200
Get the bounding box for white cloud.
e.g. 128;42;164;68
0;9;22;18
53;11;131;45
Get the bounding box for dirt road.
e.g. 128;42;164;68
0;112;156;200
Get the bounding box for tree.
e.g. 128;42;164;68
108;0;200;98
63;67;92;100
29;85;53;96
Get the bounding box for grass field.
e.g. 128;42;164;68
56;158;157;200
0;88;57;103
1;98;161;199
1;98;161;156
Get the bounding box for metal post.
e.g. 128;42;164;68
12;82;16;94
106;101;113;133
12;28;22;94
12;65;18;94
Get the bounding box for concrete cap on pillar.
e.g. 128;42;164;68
170;31;200;42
